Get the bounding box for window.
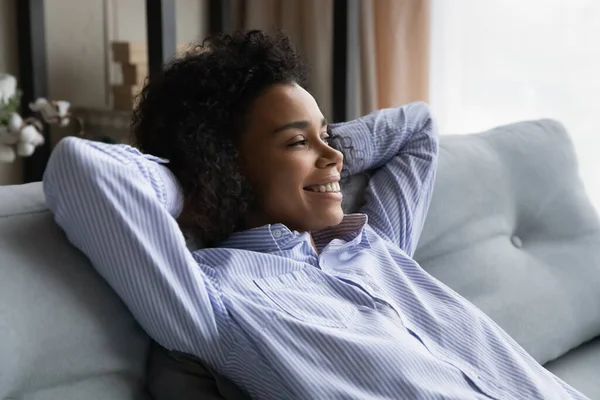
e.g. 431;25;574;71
430;0;600;208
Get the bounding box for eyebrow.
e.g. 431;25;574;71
273;117;328;134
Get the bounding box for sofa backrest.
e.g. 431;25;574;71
412;119;600;365
0;183;149;400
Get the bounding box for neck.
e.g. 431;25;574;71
243;212;267;231
309;233;319;254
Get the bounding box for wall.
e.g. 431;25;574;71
47;0;208;109
0;0;208;185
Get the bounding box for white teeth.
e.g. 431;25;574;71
307;182;341;193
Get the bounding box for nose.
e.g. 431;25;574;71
316;141;344;170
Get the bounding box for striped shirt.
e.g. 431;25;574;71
44;102;587;399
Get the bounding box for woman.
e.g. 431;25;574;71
44;31;587;399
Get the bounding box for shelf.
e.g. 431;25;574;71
72;107;132;144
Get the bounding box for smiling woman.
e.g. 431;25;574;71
43;28;590;400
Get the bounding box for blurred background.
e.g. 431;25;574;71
0;0;598;210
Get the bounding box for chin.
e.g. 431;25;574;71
311;209;344;230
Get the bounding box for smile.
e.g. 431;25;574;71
304;182;341;193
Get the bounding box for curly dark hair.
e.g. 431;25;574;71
132;30;351;246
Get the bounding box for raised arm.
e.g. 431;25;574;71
331;102;438;256
43;137;228;365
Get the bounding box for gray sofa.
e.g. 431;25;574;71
1;119;599;399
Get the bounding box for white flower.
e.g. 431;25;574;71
55;100;71;116
8;112;23;133
56;100;72;126
16;142;35;157
0;73;17;105
19;124;39;143
0;75;75;163
29;128;45;146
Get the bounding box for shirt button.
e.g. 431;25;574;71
511;235;523;248
272;229;282;239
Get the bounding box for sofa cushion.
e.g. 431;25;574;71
545;337;600;400
411;119;600;365
0;183;149;400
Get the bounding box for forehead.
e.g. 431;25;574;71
247;83;323;129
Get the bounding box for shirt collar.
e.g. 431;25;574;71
218;223;299;252
312;213;368;250
218;213;368;253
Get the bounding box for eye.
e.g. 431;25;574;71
288;139;308;148
286;132;330;148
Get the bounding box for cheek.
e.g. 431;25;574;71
267;163;306;194
260;158;310;202
241;144;314;211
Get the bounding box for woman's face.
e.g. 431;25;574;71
239;83;344;232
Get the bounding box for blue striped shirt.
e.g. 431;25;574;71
44;102;587;399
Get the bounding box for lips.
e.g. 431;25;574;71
303;175;341;193
304;182;341;193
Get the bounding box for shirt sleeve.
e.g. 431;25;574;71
330;102;439;256
43;137;227;365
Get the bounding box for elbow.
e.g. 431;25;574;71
407;102;439;151
404;102;437;133
419;103;440;155
43;137;93;206
414;101;437;133
45;137;93;180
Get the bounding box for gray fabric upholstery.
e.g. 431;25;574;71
412;119;600;366
0;183;149;400
546;337;600;400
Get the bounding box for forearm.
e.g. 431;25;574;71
43;137;223;363
44;138;184;217
336;102;438;254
